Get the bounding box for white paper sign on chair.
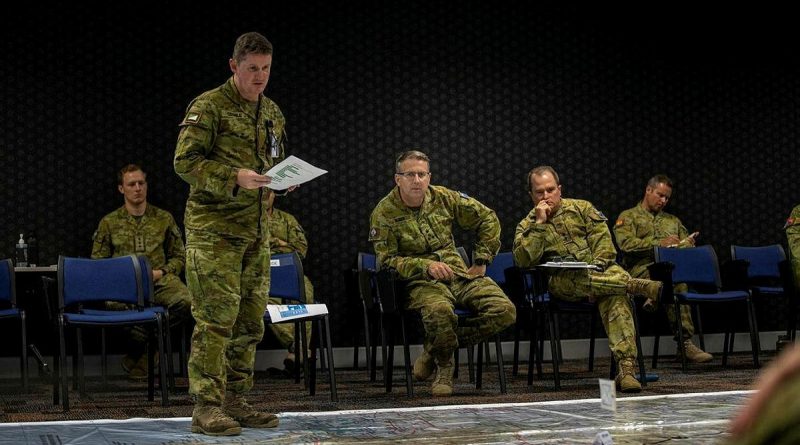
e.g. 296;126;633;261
267;304;329;322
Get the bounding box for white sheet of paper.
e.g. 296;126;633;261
267;303;329;322
598;378;617;412
265;155;328;190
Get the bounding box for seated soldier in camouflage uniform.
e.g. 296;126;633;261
614;174;712;363
265;190;313;375
91;164;191;380
786;204;800;288
513;165;662;393
369;150;516;397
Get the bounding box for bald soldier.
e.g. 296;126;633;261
513;166;662;393
369;150;516;397
91;163;191;380
614;174;712;363
175;32;286;436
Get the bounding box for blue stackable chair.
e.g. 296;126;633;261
0;258;28;388
651;245;760;372
356;252;380;382
56;255;168;410
264;252;337;402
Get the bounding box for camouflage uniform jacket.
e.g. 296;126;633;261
268;208;308;259
785;204;800;284
369;185;501;281
513;198;616;269
91;204;186;276
614;203;690;277
174;77;286;239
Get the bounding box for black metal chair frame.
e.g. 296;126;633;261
0;258;28;388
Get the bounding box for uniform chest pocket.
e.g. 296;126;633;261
392;220;427;254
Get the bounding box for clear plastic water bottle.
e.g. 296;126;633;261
15;233;28;267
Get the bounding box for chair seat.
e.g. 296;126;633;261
676;290;749;303
0;308;23;318
63;311;160;325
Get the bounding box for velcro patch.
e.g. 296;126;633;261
458;191;470;199
615;218;624;227
368;227;386;241
785;217;797;229
183;112;202;125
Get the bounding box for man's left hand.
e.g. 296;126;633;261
153;269;165;282
467;264;487;277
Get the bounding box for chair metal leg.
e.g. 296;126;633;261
630;297;647;387
302;320;314;395
494;336;507;394
694;306;705;351
746;297;761;368
20;312;28;388
652;330;661;369
361;300;371;375
588;310;598;372
100;328;107;387
453;347;460;380
722;331;730;367
400;314;413;397
75;328;85;396
676;304;688;372
162;312;175;391
527;308;538;386
476;342;484;389
58;320;69;411
512;322;520;377
547;309;561;390
323;315;338;402
157;317;169;407
382;314;393;393
147;330;155;402
467;345;475;383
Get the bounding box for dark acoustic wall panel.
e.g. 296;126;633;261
2;3;798;346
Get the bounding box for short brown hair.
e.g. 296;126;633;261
395;150;430;173
117;164;145;185
232;32;273;63
647;174;673;189
526;165;559;191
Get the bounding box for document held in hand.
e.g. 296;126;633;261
266;155;328;190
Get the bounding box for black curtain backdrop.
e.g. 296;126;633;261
2;2;798;351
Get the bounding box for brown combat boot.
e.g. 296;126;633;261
191;404;242;436
223;393;279;428
413;350;436;382
431;360;454;397
615;359;642;393
626;278;663;312
679;340;713;363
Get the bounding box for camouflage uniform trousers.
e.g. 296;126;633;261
185;232;270;406
267;275;314;353
405;276;516;363
548;264;638;362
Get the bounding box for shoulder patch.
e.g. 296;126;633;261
593;208;608;221
458;191;470;199
182;111;202;125
785;217;797;230
368;227;386;241
615;218;624;227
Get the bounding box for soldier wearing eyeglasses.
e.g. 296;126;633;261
368;150;516;397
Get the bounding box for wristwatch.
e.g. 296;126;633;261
474;258;490;266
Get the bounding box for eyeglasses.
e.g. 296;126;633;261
396;171;430;179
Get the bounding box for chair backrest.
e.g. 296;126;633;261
0;258;16;305
270;252;306;303
654;245;721;289
356;252;378;309
731;244;786;280
136;255;155;305
58;255;143;309
485;251;514;286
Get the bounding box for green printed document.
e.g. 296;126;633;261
266;155;328;190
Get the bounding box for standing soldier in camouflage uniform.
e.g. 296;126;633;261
368;150;516;397
174;32;286;436
265;190;313;375
786;204;800;288
614;174;712;363
91;164;191;380
513;166;662;393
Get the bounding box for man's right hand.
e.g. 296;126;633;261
427;261;455;281
534;201;551;224
236;169;271;190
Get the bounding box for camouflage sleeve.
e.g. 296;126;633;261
163;214;186;276
613;211;654;255
91;218;112;259
174;97;240;197
585;206;617;269
452;191;501;263
285;214;309;260
786;206;800;284
369;209;433;280
513;212;546;267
